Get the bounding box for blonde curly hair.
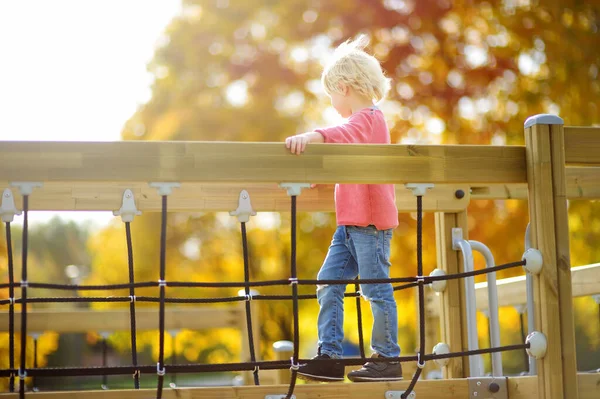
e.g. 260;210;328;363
321;35;391;104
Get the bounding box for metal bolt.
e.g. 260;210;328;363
242;194;248;199
489;382;500;393
477;381;481;386
473;392;478;397
4;192;9;197
455;189;465;199
126;193;131;198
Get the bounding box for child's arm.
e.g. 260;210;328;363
285;131;324;154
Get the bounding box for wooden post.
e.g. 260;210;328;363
524;114;578;399
273;340;293;385
434;211;469;378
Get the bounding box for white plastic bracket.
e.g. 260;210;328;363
279;183;311;196
451;228;464;250
593;294;600;305
265;396;295;399
468;377;507;398
230;190;257;222
10;182;43;196
405;183;434;197
514;304;527;315
1;188;21;222
113;189;142;222
149;182;180;196
385;391;416;399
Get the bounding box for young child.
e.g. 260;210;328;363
284;35;401;382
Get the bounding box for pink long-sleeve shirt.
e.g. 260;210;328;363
315;106;399;230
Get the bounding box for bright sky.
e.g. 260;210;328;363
0;0;181;227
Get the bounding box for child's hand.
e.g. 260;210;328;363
285;133;311;155
284;131;324;155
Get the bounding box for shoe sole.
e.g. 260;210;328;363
297;372;344;382
347;375;403;382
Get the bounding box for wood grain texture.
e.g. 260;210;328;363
0;141;526;184
565;126;600;165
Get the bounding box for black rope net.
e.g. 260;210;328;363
0;190;535;399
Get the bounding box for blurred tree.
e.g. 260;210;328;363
0;218;91;389
1;0;593;382
117;0;600;373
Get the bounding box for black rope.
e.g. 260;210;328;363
403;195;425;398
32;335;38;391
19;195;29;399
285;195;299;399
0;343;531;378
156;195;168;398
6;222;15;392
354;278;366;359
125;222;140;389
519;312;529;373
241;221;260;385
0;260;525;292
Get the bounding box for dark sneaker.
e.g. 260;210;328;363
347;353;403;382
297;352;345;382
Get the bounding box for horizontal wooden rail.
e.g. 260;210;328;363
565;126;600;165
0;141;527;184
0;182;470;213
0;307;244;333
427;263;600;316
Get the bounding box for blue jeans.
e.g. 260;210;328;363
316;225;400;358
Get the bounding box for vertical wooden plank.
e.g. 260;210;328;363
435;211;469;378
549;123;579;398
524;114;578;399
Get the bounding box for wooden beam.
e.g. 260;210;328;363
0;141;527;184
0;307;243;333
435;212;469;378
525;118;578;399
426;263;600;316
0;376;541;399
0;182;470;213
469;167;600;200
565;126;600;165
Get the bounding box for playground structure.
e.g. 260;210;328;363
0;114;599;398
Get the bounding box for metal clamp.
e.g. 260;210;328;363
18;369;27;380
158;279;167;287
20;280;28;288
10;182;43;196
113;189;141;222
385;391;416;399
289;357;300;371
468;377;507;398
405;183;434;197
288;278;298;286
129;295;136;303
156;363;166;376
149;182;180;196
230;190;257;223
279;183;311;196
416;352;425;369
1;188;21;222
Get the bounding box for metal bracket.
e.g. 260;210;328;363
230;190;256;222
279;183;311;196
149;182;180;196
405;183;434;196
113;189;141;222
11;182;43;196
385;391;416;399
451;227;463;250
468;377;507;398
265;395;295;399
1;188;21;222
